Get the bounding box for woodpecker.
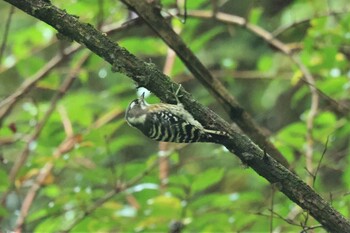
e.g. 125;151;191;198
125;86;229;143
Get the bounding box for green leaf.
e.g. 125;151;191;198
34;215;65;232
257;55;273;72
249;7;263;25
0;169;9;191
169;174;192;188
190;193;235;210
191;168;225;194
0;206;9;218
276;122;307;149
43;185;61;198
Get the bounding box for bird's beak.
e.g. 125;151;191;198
140;92;145;102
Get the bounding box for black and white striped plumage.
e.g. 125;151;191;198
125;93;228;143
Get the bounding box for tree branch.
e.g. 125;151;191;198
0;44;80;126
13;52;90;232
121;0;290;169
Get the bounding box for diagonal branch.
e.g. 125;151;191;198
186;10;349;117
121;0;290;169
0;44;80;126
13;52;90;233
3;0;350;232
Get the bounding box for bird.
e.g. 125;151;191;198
125;86;229;143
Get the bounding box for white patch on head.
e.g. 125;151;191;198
126;114;147;125
137;88;151;98
129;101;137;109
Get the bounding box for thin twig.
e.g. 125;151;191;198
184;10;344;179
97;0;104;29
59;159;159;233
312;135;330;188
256;209;299;226
186;10;291;54
291;56;319;185
4;49;84;202
1;48;87;217
269;185;275;233
0;45;80;125
0;5;15;65
185;10;348;117
272;9;350;37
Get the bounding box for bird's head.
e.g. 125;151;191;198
125;93;148;126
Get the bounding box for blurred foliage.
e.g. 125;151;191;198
1;0;350;232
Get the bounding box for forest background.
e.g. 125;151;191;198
1;0;350;232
